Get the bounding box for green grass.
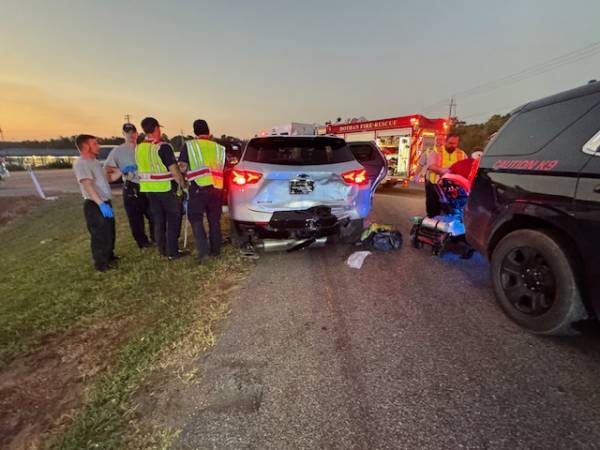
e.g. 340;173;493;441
0;194;246;449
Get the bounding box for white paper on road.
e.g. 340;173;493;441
346;251;372;269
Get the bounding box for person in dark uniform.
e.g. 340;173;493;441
178;119;226;264
104;123;154;248
135;117;189;260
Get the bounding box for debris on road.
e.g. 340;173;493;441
346;250;372;269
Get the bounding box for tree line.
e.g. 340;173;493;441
0;114;510;154
0;134;245;152
0;136;124;149
451;114;510;154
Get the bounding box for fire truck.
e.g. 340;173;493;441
326;115;449;186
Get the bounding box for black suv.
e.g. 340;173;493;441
465;81;600;335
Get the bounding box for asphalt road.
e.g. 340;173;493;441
173;189;600;449
0;169;81;197
0;168;124;198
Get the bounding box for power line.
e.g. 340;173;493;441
421;40;600;114
457;103;518;122
452;42;600;100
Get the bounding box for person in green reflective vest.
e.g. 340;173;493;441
136;117;189;260
178;119;226;264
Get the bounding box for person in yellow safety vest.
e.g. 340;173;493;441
136;117;189;260
425;133;467;217
415;134;445;182
178;119;226;264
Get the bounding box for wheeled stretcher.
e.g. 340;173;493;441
410;158;478;258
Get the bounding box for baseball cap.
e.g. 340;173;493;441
141;117;163;134
193;119;210;136
122;123;137;133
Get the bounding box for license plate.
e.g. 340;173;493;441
289;176;314;195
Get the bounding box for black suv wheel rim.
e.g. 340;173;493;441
500;246;556;316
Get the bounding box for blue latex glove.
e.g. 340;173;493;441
121;164;137;174
99;202;114;218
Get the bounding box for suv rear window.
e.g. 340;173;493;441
243;137;355;165
486;93;600;157
349;144;374;162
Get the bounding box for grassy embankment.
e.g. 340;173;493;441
0;194;246;449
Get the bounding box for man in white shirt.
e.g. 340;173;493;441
73;134;116;272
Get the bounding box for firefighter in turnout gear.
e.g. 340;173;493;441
178;119;226;264
136;117;189;260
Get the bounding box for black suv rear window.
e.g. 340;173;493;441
349;144;375;162
486;93;600;157
243;137;355;165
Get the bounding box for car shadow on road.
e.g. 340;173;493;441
545;321;600;358
435;249;600;356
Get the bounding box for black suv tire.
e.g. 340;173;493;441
490;229;587;335
339;219;364;244
229;220;244;248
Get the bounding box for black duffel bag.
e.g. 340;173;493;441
361;225;403;252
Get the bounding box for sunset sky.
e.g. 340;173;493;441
1;0;599;141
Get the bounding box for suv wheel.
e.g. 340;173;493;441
229;220;245;248
339;219;364;244
490;229;587;335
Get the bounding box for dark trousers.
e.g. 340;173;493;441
83;200;115;270
148;191;182;257
123;182;154;247
188;186;222;259
425;181;442;218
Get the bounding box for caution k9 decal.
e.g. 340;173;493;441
493;159;559;171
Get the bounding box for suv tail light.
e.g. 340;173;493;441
342;169;368;186
231;169;263;186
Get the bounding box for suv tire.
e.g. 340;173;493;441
490;229;587;335
339;219;364;244
229;220;244;248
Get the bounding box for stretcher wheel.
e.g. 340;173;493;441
409;225;423;249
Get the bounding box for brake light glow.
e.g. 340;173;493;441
231;170;262;186
342;169;368;186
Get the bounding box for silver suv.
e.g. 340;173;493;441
228;136;387;250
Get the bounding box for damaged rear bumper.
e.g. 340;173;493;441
234;206;346;240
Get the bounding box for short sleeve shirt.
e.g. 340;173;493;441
158;143;177;167
155;143;178;191
427;147;467;168
73;157;112;202
104;143;139;183
179;146;189;165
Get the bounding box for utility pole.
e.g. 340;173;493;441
448;97;456;120
124;113;131;124
0;125;4;141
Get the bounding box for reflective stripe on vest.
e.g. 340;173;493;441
185;139;226;189
428;147;467;184
135;142;174;192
